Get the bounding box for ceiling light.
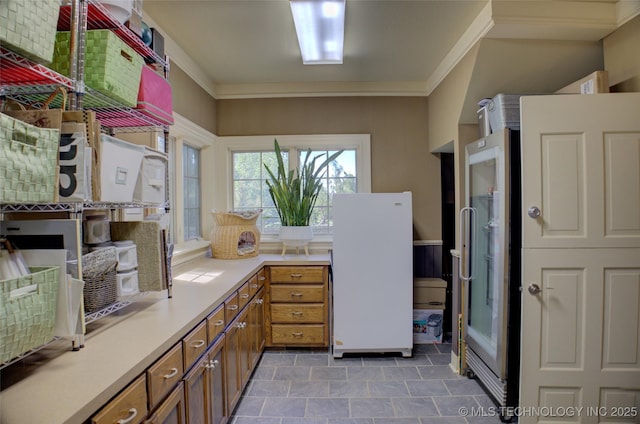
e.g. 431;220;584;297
290;0;345;65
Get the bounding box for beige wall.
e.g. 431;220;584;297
604;14;640;92
216;96;441;240
169;62;217;134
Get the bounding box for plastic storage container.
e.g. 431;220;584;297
486;93;523;131
114;240;138;272
133;147;168;205
98;134;145;202
116;269;139;297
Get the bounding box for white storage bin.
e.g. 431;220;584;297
116;269;139;297
487;93;523;132
99;134;145;202
133;146;167;205
114;240;138;272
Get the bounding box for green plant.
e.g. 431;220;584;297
264;139;343;227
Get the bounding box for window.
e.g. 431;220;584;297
216;135;371;238
183;144;201;241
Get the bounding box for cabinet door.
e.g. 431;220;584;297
207;337;226;424
250;288;265;368
238;307;251;387
224;316;242;413
146;383;186;424
183;354;209;424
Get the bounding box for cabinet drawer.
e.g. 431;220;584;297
270;284;324;303
147;343;184;410
248;274;259;297
224;291;240;324
183;320;208;371
146;382;186;424
271;304;325;323
238;282;251;309
271;324;325;345
207;304;226;343
92;374;147;424
270;266;324;283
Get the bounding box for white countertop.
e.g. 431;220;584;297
0;253;330;424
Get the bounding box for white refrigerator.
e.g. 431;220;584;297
331;192;413;358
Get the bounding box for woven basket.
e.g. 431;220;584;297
82;247;118;314
0;113;60;203
0;266;59;364
211;211;261;259
0;0;60;65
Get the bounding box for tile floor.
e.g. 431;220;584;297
229;343;505;424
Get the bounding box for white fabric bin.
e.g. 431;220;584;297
133;146;167;205
99;135;145;202
116;269;139;297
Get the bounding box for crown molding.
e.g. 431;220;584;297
617;0;640;26
171;112;216;148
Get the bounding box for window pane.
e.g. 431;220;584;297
183;144;201;241
233;152;261;179
234;180;262;208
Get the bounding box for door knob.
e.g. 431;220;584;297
527;283;542;295
528;206;541;219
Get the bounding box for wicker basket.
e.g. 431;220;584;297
0;266;59;364
82;248;118;314
210;211;261;259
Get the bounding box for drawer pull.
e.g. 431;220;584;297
240;293;250;299
117;408;138;424
191;339;206;349
255;299;264;305
163;367;179;379
291;311;303;317
291;273;303;278
214;319;225;327
428;301;444;306
291;331;304;337
291;292;303;297
227;304;238;311
259;276;266;281
251;284;259;288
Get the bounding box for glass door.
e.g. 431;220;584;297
463;131;509;379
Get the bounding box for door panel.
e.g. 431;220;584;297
520;248;640;423
521;93;640;249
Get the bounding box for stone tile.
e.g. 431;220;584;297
391;397;440;417
443;379;487;395
405;380;450;396
427;354;452;366
328;419;374;424
252;365;276;380
395;354;433;366
329;381;370;398
283;419;328;424
417;365;459;380
419;417;467;424
296;353;330;367
473;394;498;410
435;343;453;354
432;395;480;417
274;366;311;381
306;398;351;418
232;396;264;416
247;380;290;397
289;381;330;397
232;417;281;424
350;398;396;418
383;366;421;381
311;366;348;381
368;381;409;397
362;356;402;367
260;352;297;366
347;366;383;381
413;344;440;354
374;419;421;424
330;355;364;367
261;396;306;417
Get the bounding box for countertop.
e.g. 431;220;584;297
0;253;330;424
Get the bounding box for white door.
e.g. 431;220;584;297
520;93;640;423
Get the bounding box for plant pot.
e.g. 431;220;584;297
278;226;313;256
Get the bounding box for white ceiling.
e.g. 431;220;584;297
142;0;637;100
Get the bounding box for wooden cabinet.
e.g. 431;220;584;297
266;266;329;347
146;383;186;424
183;353;209;424
206;305;225;345
224;314;242;414
182;321;208;371
206;337;226;424
147;343;184;411
249;287;265;369
92;374;148;424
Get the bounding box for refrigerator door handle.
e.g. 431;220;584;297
458;206;476;282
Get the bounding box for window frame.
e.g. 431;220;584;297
214;134;371;250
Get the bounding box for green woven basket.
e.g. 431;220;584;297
0;0;60;65
0;266;59;364
52;30;144;108
0;113;59;204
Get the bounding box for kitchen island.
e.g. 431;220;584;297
0;253;330;424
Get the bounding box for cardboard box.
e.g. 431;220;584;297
555;70;609;94
413;278;446;309
413;309;444;344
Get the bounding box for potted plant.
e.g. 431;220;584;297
264;139;343;255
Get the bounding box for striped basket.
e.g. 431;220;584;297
0;266;59;364
0;113;60;204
